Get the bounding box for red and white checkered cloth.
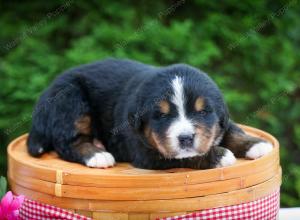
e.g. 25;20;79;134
160;190;280;220
19;199;91;220
17;190;279;220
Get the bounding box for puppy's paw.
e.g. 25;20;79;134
85;152;115;168
216;149;236;168
246;142;273;159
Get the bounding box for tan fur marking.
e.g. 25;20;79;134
151;132;170;157
73;142;99;157
195;124;217;154
144;126;175;158
195;97;205;112
75;115;91;135
159;100;170;114
71;136;104;158
144;126;157;147
93;138;105;150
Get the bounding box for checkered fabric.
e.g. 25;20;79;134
160;190;280;220
17;190;279;220
19;199;91;220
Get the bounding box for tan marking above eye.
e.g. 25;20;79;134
195;97;205;112
159;100;170;114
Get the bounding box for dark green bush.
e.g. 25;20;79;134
0;0;299;206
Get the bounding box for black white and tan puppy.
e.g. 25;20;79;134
27;58;273;169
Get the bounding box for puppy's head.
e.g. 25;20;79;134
129;64;228;159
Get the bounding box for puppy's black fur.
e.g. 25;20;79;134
28;58;271;169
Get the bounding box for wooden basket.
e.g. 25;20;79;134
8;125;281;219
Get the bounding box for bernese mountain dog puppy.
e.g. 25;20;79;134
27;58;273;169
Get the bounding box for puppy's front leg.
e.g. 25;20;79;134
181;146;237;169
221;121;273;159
132;146;236;170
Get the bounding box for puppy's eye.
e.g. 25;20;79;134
159;113;168;118
197;110;207;116
197;107;213;116
153;111;168;120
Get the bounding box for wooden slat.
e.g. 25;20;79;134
9;162;279;200
75;210;93;218
7;141;57;182
93;212;128;220
9;168;281;213
7;125;280;189
128;213;150;220
150;212;186;220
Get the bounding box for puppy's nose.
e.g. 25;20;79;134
178;134;194;148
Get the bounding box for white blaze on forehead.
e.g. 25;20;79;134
167;76;195;156
170;76;194;133
171;76;186;117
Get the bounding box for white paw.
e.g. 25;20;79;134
85;152;115;168
216;149;237;168
246;142;273;159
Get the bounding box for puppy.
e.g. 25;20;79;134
27;58;273;169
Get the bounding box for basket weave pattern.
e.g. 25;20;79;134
8;125;281;219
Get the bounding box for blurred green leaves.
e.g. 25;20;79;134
0;176;7;198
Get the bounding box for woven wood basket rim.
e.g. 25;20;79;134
9;169;281;212
8;124;279;190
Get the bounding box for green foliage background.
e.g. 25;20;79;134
0;0;299;206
